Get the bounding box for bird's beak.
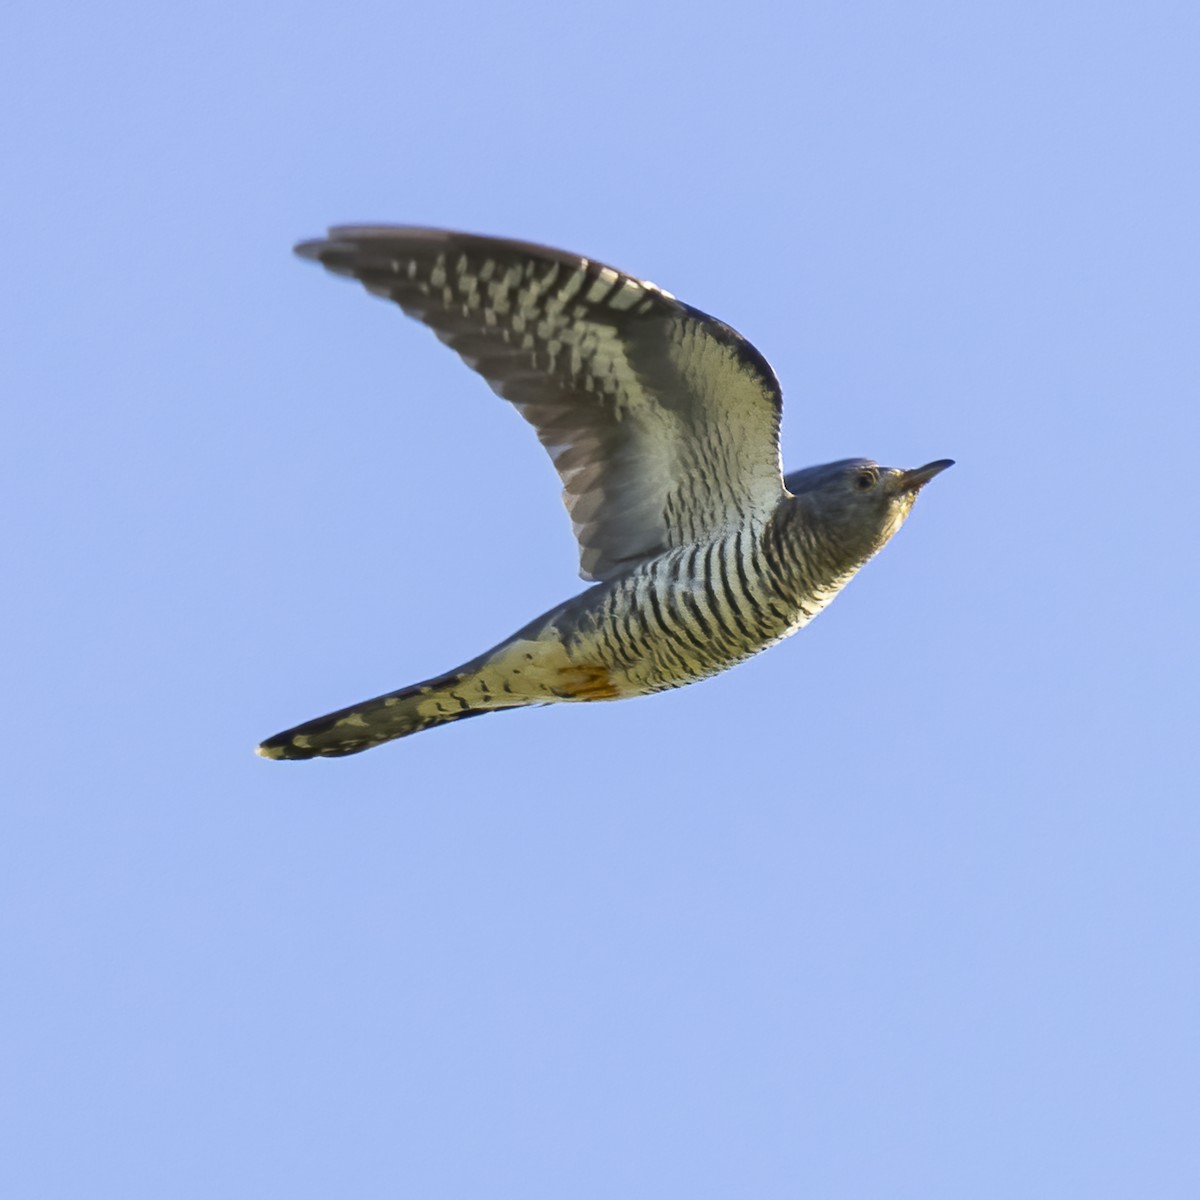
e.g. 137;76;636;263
899;459;955;492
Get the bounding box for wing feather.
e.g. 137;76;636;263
296;227;786;581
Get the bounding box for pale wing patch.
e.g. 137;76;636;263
666;320;786;527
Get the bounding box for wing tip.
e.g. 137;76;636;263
292;226;609;278
294;226;455;256
294;227;466;273
293;238;327;261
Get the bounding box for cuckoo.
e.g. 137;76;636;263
258;228;952;759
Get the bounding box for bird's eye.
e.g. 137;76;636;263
855;470;877;490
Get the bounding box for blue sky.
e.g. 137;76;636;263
4;0;1198;1195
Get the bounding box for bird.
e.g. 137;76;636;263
257;227;952;759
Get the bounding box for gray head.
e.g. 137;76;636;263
783;457;954;564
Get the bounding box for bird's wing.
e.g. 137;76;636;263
296;227;786;582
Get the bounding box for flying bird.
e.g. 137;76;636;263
258;228;952;759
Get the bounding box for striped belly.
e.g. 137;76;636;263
559;532;817;696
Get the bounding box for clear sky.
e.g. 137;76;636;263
4;1;1198;1196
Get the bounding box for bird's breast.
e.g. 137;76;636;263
557;528;850;694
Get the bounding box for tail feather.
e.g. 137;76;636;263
257;605;618;759
257;667;506;760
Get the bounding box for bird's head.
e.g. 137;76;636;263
783;457;954;563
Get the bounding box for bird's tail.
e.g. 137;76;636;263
256;660;517;760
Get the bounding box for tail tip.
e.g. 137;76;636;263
256;733;317;760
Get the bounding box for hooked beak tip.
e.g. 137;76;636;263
901;459;955;492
